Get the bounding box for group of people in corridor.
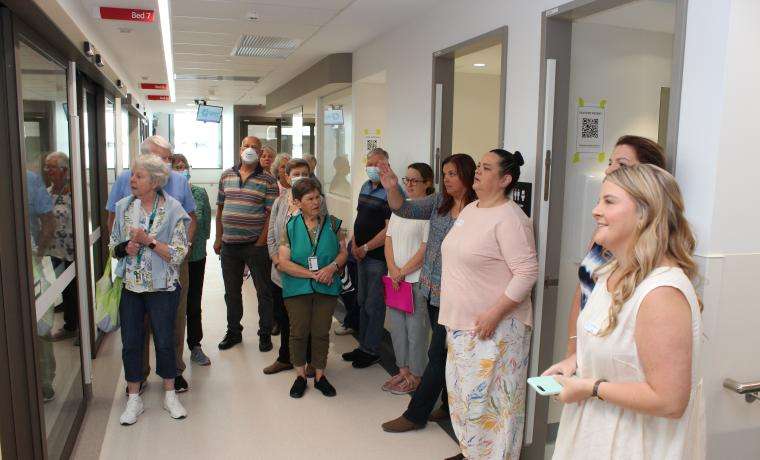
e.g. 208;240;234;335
103;132;703;459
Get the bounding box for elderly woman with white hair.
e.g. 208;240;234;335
109;154;191;426
270;152;291;195
106;134;196;395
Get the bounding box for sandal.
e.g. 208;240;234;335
390;375;419;395
381;373;405;391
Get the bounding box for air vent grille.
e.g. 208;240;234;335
232;35;300;59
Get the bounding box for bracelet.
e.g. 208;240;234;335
362;244;368;253
592;379;608;400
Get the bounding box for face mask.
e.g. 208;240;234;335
241;147;259;164
181;170;190;181
290;175;306;186
366;166;380;182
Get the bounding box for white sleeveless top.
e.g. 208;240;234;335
553;267;705;460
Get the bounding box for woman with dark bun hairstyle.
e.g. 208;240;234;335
439;149;538;460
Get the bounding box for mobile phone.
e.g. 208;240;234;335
527;376;563;396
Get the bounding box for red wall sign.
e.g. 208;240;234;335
140;83;168;90
100;7;155;23
147;95;170;101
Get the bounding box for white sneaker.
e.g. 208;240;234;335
163;390;187;419
334;325;355;336
120;395;144;426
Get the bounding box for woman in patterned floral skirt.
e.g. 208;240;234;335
438;149;538;460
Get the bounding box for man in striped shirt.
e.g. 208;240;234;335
215;136;279;352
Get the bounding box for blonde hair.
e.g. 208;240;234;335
597;164;700;336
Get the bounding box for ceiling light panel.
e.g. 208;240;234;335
231;35;301;59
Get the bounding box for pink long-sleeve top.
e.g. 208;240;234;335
439;199;538;330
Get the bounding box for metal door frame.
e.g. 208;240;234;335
524;0;690;457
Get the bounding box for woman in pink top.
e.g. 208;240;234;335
440;149;538;460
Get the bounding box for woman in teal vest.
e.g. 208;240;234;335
278;178;347;398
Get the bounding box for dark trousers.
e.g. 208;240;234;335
187;258;206;349
120;288;180;382
272;282;311;364
340;258;360;330
51;257;78;331
220;243;274;338
403;303;448;425
357;257;387;355
284;293;336;369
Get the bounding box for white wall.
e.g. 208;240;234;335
451;72;501;159
351;80;387;223
676;0;760;456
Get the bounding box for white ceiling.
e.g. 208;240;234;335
577;0;676;35
454;44;502;76
77;0;443;111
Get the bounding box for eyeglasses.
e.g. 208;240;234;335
402;177;424;185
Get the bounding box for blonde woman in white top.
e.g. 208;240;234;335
545;164;704;459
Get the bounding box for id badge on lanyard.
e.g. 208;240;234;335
304;217;323;272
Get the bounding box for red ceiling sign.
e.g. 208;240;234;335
100;7;155;23
147;95;170;101
140;83;168;90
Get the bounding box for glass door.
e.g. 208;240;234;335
79;78;106;354
18;37;84;460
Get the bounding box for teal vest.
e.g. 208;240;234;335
281;214;342;299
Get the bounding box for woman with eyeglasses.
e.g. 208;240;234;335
382;163;435;395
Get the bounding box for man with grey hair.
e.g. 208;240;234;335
106;134;197;395
341;147;391;369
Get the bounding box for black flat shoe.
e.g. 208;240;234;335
218;334;242;350
290;376;307;398
174;375;189;393
351;352;380;369
314;376;336;397
341;348;362;362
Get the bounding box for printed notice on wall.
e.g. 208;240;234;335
575;100;605;152
363;128;382;156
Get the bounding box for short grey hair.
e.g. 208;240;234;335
303;153;316;165
140;135;174;155
45;151;69;169
133;154;170;189
271;152;290;176
367;148;388;160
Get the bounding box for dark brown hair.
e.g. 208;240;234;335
615;135;666;169
408;162;435;196
438;154;477;215
489;149;524;197
291;177;322;200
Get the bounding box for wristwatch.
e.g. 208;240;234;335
332;261;340;271
362;244;368;253
592;379;608;400
148;238;157;250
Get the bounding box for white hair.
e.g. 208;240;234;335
140;135;174;155
271;152;290;176
133;154;170;189
303;153;316;165
45;151;69;169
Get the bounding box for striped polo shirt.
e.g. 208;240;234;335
217;164;278;244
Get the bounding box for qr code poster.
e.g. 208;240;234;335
575;105;605;151
364;135;381;154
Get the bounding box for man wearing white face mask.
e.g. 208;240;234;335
215;136;279;352
342;148;392;369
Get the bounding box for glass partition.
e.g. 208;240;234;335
320;88;352;198
19;39;83;460
105;97;116;192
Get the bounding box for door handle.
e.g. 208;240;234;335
543;150;552;201
723;378;760;403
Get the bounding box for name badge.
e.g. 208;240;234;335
308;256;319;271
584;322;600;335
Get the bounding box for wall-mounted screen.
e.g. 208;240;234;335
196;104;223;123
324;108;344;125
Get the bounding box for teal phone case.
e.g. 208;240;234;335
528;376;563;396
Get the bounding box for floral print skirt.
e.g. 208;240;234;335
446;317;531;460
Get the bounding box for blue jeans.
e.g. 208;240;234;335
357;257;387;355
120;287;181;382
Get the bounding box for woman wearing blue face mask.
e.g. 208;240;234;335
172;154;212;366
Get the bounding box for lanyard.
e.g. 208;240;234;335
301;216;326;256
135;197;159;266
